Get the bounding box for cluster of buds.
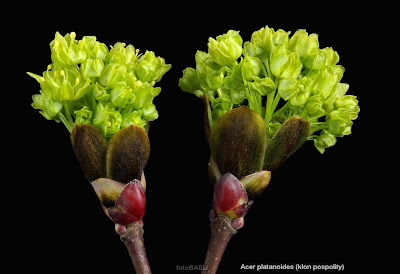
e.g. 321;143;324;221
29;32;171;137
205;97;305;225
179;26;360;158
71;123;149;226
71;122;152;273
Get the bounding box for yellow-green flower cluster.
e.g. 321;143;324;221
179;26;360;153
29;32;171;138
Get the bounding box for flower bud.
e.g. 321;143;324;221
248;77;275;96
81;58;104;78
103;179;146;225
93;104;122;137
106;42;129;65
110;81;135;108
326;109;353;136
334;95;360;114
314;129;337;154
179;67;200;93
50;32;89;67
31;93;62;120
99;63;127;89
142;103;158;122
242;55;264;81
130;81;157;109
246;25;287;57
278;78;300;101
205;71;224;90
288;29;319;59
212;174;253;219
306;95;325;117
91;41;108;60
49;32;71;67
135;51;171;83
208;30;243;66
74;106;93;124
121;111;147;129
270;44;302;79
303;49;326;70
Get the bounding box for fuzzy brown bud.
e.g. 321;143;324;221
263;116;310;171
210;106;267;179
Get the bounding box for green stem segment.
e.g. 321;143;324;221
58;112;73;132
202;216;237;274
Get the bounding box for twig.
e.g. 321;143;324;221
202;216;237;274
119;222;151;274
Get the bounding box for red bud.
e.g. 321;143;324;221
212;173;252;219
105;180;146;225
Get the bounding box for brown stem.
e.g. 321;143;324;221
202;216;237;274
119;222;151;274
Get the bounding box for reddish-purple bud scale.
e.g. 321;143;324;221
115;223;127;235
232;217;245;230
212;173;252;219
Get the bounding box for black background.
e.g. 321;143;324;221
9;5;369;273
